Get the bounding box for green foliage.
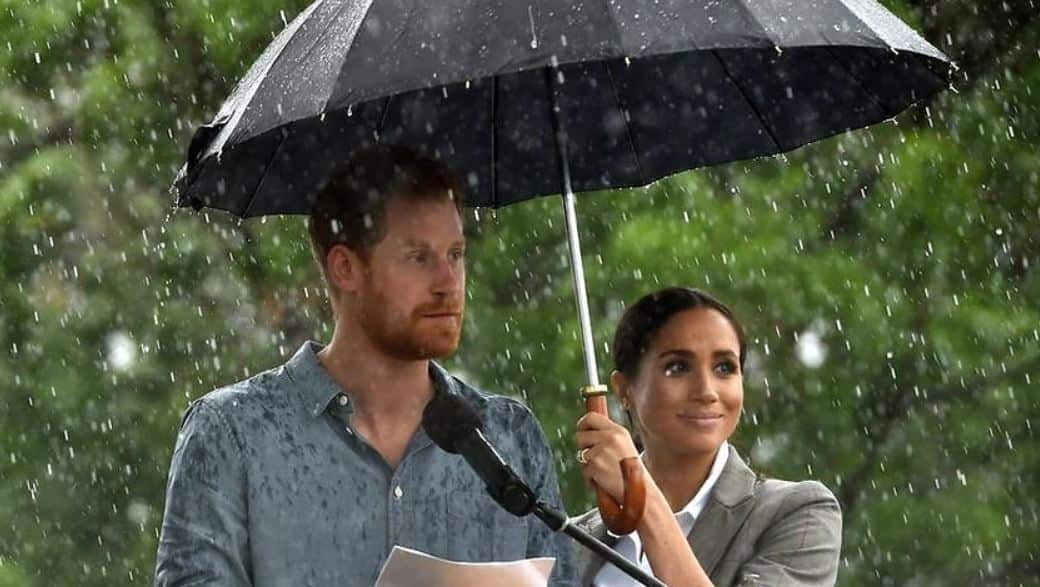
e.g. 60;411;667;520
1;1;1038;585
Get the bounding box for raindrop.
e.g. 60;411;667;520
528;6;539;50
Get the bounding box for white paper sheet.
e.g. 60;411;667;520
374;545;555;587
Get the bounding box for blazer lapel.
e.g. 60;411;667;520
687;445;759;576
576;446;759;583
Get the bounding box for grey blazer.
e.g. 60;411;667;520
572;446;842;586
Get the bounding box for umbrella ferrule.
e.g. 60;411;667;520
580;385;609;399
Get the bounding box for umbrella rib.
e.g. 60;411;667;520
213;0;326;155
240;129;292;218
709;49;786;153
292;0;363;113
825;40;947;115
241;0;349;143
603;60;647;186
597;0;627;53
375;95;394;141
325;0;401;112
818;43;893;119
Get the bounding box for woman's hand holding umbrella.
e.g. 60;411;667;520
580;388;647;534
576;412;644;504
576;411;715;587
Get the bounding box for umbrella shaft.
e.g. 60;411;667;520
561;191;600;387
547;65;600;387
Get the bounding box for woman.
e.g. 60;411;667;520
574;287;841;586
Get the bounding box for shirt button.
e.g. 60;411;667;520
394;485;403;499
337;395;349;406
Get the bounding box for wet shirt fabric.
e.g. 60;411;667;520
155;341;577;586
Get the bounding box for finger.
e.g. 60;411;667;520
582;470;596;490
574;429;614;448
585;460;626;501
576;411;616;431
576;427;637;452
575;413;597;431
579;453;603;490
586;448;627;473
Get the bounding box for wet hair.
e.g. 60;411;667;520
308;144;464;295
612;286;747;378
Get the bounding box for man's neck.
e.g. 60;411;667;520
316;328;433;419
317;325;436;469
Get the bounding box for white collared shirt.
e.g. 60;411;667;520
592;442;731;587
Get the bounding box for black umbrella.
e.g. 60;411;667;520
173;0;950;391
173;0;950;537
177;1;950;213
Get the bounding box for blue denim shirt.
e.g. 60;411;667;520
155;342;577;586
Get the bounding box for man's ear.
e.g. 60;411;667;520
610;370;631;409
326;244;365;296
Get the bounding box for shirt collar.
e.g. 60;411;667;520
283;341;460;418
675;441;730;524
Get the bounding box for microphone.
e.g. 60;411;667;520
422;390;666;587
422;390;536;516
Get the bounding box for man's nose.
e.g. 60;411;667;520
431;256;463;294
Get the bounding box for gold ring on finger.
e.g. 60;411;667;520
576;447;590;465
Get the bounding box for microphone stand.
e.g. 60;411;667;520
422;394;665;587
483;475;664;586
529;501;666;587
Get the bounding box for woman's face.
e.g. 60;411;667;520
616;307;744;459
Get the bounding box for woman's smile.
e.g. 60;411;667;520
676;412;724;429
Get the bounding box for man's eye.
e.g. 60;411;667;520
449;249;465;262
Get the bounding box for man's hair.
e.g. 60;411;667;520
308;144;465;296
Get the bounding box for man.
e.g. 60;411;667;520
155;144;577;586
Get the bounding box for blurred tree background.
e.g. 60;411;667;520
1;0;1038;585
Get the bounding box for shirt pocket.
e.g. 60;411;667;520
446;491;528;562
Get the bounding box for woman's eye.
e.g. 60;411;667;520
449;249;465;262
663;361;689;376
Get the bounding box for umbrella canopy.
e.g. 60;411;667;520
173;0;951;216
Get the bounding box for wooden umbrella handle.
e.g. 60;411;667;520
583;386;646;535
